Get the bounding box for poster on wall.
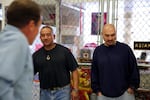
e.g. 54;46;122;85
91;12;107;35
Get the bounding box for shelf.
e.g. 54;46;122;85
137;88;150;93
78;62;91;66
138;63;150;68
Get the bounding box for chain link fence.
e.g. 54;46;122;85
32;0;150;99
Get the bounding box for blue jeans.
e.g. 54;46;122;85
97;91;135;100
40;84;71;100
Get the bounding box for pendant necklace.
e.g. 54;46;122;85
46;55;50;60
45;44;56;61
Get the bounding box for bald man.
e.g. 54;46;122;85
91;24;140;100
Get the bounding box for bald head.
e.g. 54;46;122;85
102;24;116;46
102;24;116;34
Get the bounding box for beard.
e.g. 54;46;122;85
105;40;116;46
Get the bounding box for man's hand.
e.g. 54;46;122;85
97;92;102;96
127;88;134;94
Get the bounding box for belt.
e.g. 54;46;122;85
48;87;61;91
46;84;70;91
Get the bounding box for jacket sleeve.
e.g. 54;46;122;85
0;38;27;96
128;47;140;90
91;50;100;93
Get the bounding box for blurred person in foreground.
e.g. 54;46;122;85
0;0;41;100
91;24;140;100
32;25;79;100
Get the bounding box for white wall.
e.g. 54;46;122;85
0;0;14;29
0;0;13;6
63;0;98;3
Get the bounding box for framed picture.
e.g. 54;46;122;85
91;12;107;35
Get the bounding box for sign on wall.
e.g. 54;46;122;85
134;41;150;50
